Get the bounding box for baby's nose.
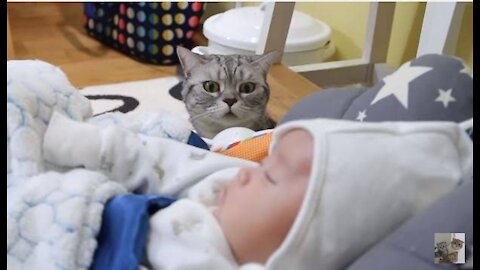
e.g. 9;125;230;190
237;168;252;186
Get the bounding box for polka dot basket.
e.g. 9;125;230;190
84;2;204;65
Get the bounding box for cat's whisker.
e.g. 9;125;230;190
207;106;225;114
236;105;272;128
206;105;218;113
238;104;262;112
236;105;263;119
190;110;211;121
190;106;225;122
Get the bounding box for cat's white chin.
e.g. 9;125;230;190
221;112;239;119
214;107;238;118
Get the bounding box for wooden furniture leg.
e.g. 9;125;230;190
7;12;15;60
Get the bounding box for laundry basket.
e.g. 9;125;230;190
84;2;204;65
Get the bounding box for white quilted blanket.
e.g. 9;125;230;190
6;60;195;269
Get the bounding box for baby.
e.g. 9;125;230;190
43;112;312;269
43;112;472;269
213;129;312;264
146;129;312;269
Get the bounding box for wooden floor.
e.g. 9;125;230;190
7;3;179;87
7;3;320;122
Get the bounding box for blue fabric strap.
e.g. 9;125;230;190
91;194;176;270
187;131;210;150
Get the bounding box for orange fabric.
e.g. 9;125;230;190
218;133;273;162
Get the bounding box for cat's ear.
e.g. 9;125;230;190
252;50;279;73
176;46;203;77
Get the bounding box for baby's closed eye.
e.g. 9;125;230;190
264;171;276;185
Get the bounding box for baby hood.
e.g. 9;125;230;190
264;119;473;270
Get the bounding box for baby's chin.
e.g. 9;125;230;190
211;187;227;221
211;206;219;218
210;205;222;222
210;194;223;221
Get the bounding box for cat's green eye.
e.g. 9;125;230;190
202;81;220;93
239;82;256;94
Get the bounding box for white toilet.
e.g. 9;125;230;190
196;5;336;66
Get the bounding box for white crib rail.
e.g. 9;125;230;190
257;2;468;87
417;2;467;57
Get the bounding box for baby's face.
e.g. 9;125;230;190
214;129;313;264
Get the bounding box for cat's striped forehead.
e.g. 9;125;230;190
209;54;255;68
203;54;259;80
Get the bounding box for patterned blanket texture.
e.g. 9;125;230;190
7;60;193;269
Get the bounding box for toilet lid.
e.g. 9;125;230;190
203;6;331;53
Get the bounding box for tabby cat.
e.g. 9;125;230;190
176;46;277;139
451;238;464;250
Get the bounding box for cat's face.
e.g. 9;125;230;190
451;238;464;250
182;55;269;119
177;47;277;138
436;241;449;250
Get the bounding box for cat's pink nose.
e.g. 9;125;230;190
223;98;237;107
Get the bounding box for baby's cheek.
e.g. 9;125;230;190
277;188;305;217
